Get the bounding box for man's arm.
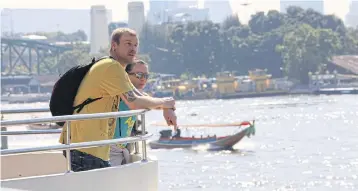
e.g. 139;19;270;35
135;89;165;110
122;89;178;128
120;89;175;110
100;62;174;110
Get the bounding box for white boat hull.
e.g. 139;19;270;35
1;152;158;191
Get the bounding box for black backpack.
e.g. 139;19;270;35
49;56;112;126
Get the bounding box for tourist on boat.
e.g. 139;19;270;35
110;59;178;165
59;28;177;172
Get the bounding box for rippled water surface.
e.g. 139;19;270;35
2;95;358;190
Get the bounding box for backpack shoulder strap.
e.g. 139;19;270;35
92;56;114;63
71;56;115;113
73;97;103;113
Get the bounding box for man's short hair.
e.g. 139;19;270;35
125;59;148;73
111;28;137;44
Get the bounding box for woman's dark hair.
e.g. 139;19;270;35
125;59;148;73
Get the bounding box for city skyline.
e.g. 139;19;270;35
0;0;352;23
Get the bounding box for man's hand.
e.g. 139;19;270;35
163;108;178;130
162;97;176;110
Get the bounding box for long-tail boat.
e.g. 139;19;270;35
149;121;255;150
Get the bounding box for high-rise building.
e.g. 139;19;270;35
90;5;109;54
203;0;232;23
149;0;197;12
346;1;358;27
148;0;198;24
128;1;145;35
169;7;209;23
108;22;128;38
175;0;198;9
280;0;324;13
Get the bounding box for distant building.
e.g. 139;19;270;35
280;0;324;13
346;1;358;27
20;35;47;40
128;2;145;35
90;5;110;54
175;0;198;9
108;22;128;37
1;75;59;94
169;7;209;23
147;0;198;24
203;0;232;23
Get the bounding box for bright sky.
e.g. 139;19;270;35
0;0;351;23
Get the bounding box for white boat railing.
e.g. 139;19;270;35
1;107;51;150
0;109;151;174
1;107;50;114
2;129;61;135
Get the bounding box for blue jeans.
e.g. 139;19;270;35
63;150;111;172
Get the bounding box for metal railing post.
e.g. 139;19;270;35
134;114;139;154
1;114;8;150
1;127;8;150
141;113;147;162
65;121;71;173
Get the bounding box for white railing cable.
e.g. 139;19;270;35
1;108;50;114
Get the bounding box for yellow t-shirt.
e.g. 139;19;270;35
59;58;134;161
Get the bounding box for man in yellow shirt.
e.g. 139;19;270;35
60;28;176;172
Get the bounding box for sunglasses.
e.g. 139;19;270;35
128;72;149;80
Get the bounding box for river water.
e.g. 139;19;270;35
2;95;358;191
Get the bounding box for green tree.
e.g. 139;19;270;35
118;5;358;83
222;14;241;30
57;49;90;74
279;24;341;84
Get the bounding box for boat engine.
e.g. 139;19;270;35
159;130;172;138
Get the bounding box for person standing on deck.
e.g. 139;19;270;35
59;28;177;172
110;59;178;165
110;60;146;165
